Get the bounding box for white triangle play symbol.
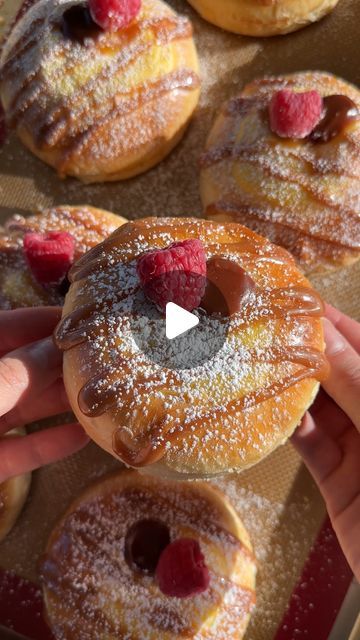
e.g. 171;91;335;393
166;302;199;340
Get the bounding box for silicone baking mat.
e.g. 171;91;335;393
0;0;359;638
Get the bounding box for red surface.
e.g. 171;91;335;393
274;516;354;640
0;570;53;639
0;516;353;639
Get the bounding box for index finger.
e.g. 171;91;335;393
0;307;62;357
322;318;360;432
325;304;360;354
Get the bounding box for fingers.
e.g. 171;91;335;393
0;307;62;357
309;389;352;439
291;413;343;485
0;338;62;417
293;414;360;581
0;423;89;483
0;378;70;435
322;319;360;432
325;304;360;353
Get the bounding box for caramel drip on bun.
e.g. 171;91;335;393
55;277;327;468
55;217;326;474
0;1;200;168
112;343;328;467
40;475;256;639
202;73;360;264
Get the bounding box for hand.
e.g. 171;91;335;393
292;304;360;581
0;307;89;483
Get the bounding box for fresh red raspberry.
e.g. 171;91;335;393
269;89;323;139
156;538;210;598
23;231;75;286
137;239;207;312
89;0;141;31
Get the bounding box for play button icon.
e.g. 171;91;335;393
129;269;230;370
166;303;199;340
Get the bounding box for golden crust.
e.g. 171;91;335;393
0;0;200;183
0;204;126;309
201;72;360;275
55;217;326;478
41;470;256;640
187;0;339;36
0;428;31;543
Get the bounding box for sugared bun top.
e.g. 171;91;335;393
201;72;360;274
55;217;327;477
0;0;200;181
0;205;124;309
41;471;256;640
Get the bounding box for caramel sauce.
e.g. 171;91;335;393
2;8;199;166
310;95;359;143
113;342;328;469
54;220;328;470
40;482;256;638
201;256;256;316
124;519;170;574
206;199;360;252
59;69;200;171
61;5;102;44
110;283;327;468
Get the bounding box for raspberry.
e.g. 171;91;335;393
156;538;210;598
137;239;207;312
89;0;141;31
23;231;75;286
269;89;323;139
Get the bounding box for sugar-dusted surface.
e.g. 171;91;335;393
0;204;124;308
41;471;256;639
56;217;326;476
0;0;200;182
201;72;360;274
0;1;359;639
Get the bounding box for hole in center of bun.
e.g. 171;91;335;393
124;519;171;575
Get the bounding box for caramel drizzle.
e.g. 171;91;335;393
41;487;256;638
201;137;360;180
68;218;260;284
113;344;328;468
8;16;194;143
202;79;360;254
1;10;198;162
78;364;180;418
56;281;327;468
203;142;360;247
240;152;360;229
206;198;360;252
0;16;46;76
59;69;200;172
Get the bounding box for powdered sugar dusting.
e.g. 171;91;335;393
202;72;360;275
41;472;256;640
0;204;122;309
56;217;325;476
0;0;199;182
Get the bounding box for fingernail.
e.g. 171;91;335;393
323;318;347;356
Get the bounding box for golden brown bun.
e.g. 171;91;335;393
0;204;126;309
0;0;200;183
187;0;339;36
0;428;31;543
55;217;327;478
41;470;256;640
201;72;360;275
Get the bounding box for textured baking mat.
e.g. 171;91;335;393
0;0;359;639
